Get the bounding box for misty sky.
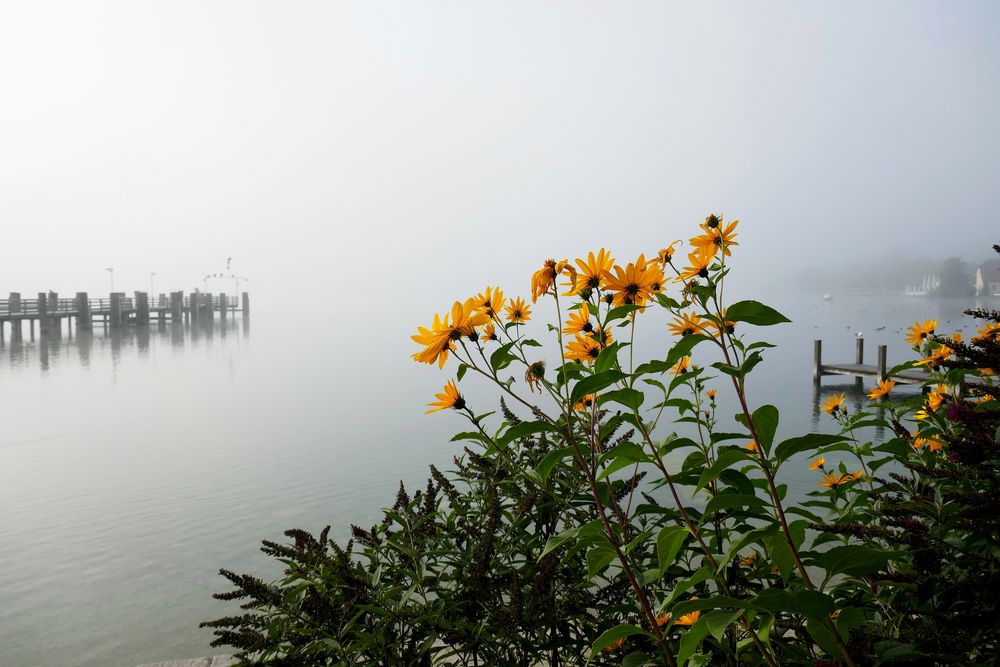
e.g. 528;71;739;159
1;1;998;314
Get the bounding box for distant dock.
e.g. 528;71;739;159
0;290;249;343
813;338;929;386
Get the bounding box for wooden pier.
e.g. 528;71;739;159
0;290;249;344
813;338;929;386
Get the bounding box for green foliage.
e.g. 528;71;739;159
205;234;1000;666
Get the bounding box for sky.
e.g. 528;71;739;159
1;1;998;318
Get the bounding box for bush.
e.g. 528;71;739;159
204;224;1000;666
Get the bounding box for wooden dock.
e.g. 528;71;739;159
813;338;929;386
0;290;249;343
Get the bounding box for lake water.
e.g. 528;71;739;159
0;294;994;666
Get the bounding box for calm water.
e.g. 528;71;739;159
0;294;994;666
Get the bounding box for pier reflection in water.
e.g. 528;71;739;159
1;318;249;374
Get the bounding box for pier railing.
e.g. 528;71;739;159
0;291;249;342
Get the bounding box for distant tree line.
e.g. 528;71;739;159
796;256;977;296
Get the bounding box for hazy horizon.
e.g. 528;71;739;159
2;2;999;317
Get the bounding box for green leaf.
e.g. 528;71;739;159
820;545;898;577
456;363;469;382
655;293;682;309
725;300;791;326
571;370;627;405
676;616;710;664
596;442;650;481
774;433;846;466
622;652;654;667
521;338;543;347
587;545;617;578
534;446;575;483
665;334;711;368
704;609;745;642
489;342;518;372
697;448;753;492
751;404;779;454
665;566;714;607
498;420;560;447
753;589;836;619
702;493;769;517
601;387;645;411
539;524;584;560
450;431;491;445
589;624;649;659
657;525;689;573
595;341;622;374
606;304;641;321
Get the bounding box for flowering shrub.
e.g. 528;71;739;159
204;226;1000;666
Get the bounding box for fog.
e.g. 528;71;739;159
2;1;998;319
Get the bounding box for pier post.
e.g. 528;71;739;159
188;292;198;324
855;338;864;388
109;292;124;328
813;340;822;385
204;293;213;323
76;293;92;332
877;345;887;383
170;292;183;321
38;292;51;336
9;292;21;343
135;291;150;325
218;293;227;321
241;292;249;319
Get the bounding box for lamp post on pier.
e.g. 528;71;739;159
105;267;115;293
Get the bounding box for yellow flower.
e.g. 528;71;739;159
821;392;846;415
646;261;666;296
809;457;825;470
655;600;701;628
915;344;953;367
690;218;739;257
602;636;625;652
504;297;532;324
668;312;708;337
531;259;575;302
675;246;716;283
483;321;498;342
819;471;861;489
411;312;455;369
905;319;937;346
705;389;717;401
974;322;1000;340
867;379;895;400
573;394;596;411
926;384;949;412
568;248;614;295
425;380;466;414
655;241;682;265
602;254;659;308
738;551;758;567
671;356;691;375
914;433;945;451
472;286;506;320
565;334;602;365
563;303;595;336
745;440;759;452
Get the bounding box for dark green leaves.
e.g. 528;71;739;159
774;433;846;466
725;300;791;326
820;545;899;577
570;370;626;405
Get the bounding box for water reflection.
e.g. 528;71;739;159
812;382;891;441
0;319;248;375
